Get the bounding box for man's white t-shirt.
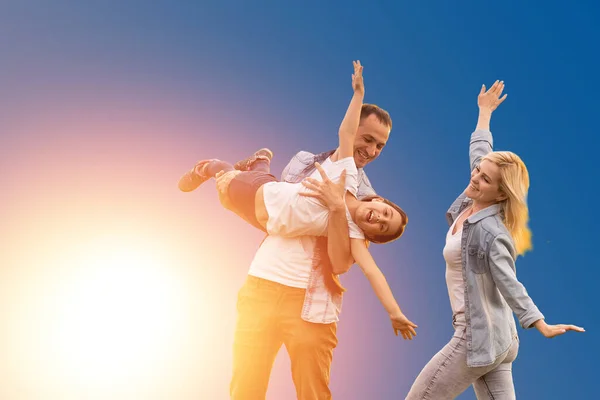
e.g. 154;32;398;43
261;156;364;239
249;156;363;289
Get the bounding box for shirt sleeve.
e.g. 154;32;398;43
470;129;494;171
280;152;300;181
488;234;544;329
335;157;359;196
347;209;365;239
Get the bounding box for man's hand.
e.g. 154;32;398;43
352;60;364;95
390;311;418;340
215;170;241;211
299;162;346;211
478;80;507;113
534;319;585;338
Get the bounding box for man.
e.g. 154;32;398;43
223;99;393;399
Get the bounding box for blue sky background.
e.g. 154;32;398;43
1;1;598;399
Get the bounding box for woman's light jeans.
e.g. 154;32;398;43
406;314;519;400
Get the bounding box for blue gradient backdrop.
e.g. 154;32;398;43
1;1;598;399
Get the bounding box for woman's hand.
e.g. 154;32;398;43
475;80;507;130
534;319;585;338
390;311;418;340
478;80;507;113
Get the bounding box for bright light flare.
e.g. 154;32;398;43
44;235;189;389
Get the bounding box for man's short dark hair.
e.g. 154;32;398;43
360;104;392;130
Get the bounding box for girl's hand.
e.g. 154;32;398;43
299;162;347;211
390;311;418;340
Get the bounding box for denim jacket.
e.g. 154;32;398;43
446;129;545;367
280;150;376;324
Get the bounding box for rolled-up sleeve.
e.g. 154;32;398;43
280;154;298;181
469;129;494;171
488;234;544;329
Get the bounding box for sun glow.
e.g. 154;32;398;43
41;235;189;389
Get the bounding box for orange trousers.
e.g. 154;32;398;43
230;276;338;400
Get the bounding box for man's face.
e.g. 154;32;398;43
353;114;390;168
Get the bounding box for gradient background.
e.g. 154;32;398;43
1;1;598;399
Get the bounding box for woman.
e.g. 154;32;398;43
179;61;418;339
405;81;585;399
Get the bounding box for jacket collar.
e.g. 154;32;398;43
466;201;503;224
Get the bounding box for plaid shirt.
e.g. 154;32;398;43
281;150;376;323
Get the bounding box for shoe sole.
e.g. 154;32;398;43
178;160;212;192
234;148;273;171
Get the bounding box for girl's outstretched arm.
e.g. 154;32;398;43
350;239;418;340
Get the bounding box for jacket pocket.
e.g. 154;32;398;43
468;245;489;274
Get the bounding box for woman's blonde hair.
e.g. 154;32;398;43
481;151;533;256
